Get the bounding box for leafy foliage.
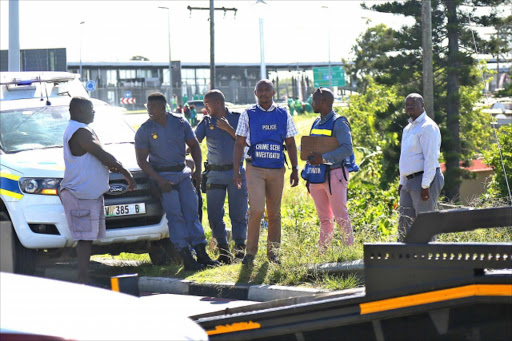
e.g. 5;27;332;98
344;0;511;201
496;82;512;97
483;125;512;201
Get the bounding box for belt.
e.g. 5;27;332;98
206;183;227;191
154;164;185;172
406;171;424;180
208;164;234;171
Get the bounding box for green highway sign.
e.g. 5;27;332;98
313;66;345;87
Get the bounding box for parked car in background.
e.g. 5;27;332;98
482;97;512;126
0;272;208;340
185;99;236;123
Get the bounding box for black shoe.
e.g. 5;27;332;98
217;244;233;265
194;243;221;267
241;254;255;265
179;247;204;271
268;254;281;265
233;244;246;260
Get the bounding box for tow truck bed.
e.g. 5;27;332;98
193;207;512;340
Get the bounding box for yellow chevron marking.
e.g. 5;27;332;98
360;284;512;315
0;189;23;200
207;321;261;336
0;173;21;181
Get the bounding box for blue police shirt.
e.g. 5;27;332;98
195;110;240;166
134;112;195;167
320;111;353;167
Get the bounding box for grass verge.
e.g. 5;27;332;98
98;112;511;291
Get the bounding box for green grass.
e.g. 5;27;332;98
101;112;511;291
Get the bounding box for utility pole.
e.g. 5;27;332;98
422;0;434;119
188;4;237;89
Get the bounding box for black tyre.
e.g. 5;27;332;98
13;231;37;275
0;213;36;275
149;239;180;266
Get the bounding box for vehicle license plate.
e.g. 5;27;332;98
104;203;146;217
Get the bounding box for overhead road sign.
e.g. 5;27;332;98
120;98;136;104
313;66;345;87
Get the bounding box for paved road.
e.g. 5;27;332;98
141;293;257;317
37;257;257;317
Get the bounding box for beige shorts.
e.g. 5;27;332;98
60;189;106;241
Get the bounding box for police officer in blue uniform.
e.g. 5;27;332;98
135;92;219;271
195;90;248;264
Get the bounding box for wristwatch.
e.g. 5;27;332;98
292;165;299;171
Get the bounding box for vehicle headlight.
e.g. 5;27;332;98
20;178;62;195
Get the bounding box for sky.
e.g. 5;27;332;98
1;0;414;64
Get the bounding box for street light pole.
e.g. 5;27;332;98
79;21;85;80
321;6;332;88
256;0;267;80
158;6;173;102
210;0;215;89
259;17;266;79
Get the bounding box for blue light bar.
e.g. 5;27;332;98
15;80;33;86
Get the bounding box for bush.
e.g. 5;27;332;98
483;125;512;201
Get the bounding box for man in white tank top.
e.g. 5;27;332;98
60;97;136;284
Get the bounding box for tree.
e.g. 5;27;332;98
346;0;511;201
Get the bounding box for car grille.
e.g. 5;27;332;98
104;171;164;229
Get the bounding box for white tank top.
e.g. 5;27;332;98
60;120;109;199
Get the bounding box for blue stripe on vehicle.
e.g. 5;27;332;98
0;176;23;199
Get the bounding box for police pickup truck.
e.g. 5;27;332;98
0;72;173;274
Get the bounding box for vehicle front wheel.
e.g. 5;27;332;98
148;239;180;266
0;216;37;275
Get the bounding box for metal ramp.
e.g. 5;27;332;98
194;207;512;341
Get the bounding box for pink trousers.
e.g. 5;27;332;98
309;167;353;249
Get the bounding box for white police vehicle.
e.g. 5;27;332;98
0;72;172;274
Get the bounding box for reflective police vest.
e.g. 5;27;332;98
248;106;288;169
301;115;359;184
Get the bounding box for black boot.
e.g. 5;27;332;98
217;244;233;265
233;244;246;260
194;243;221;267
179;247;204;271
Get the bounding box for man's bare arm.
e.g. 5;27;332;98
74;129;136;190
233;135;247;189
285;136;299;187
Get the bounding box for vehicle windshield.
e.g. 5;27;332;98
0;104;135;153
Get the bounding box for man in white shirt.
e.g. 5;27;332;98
398;93;444;241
